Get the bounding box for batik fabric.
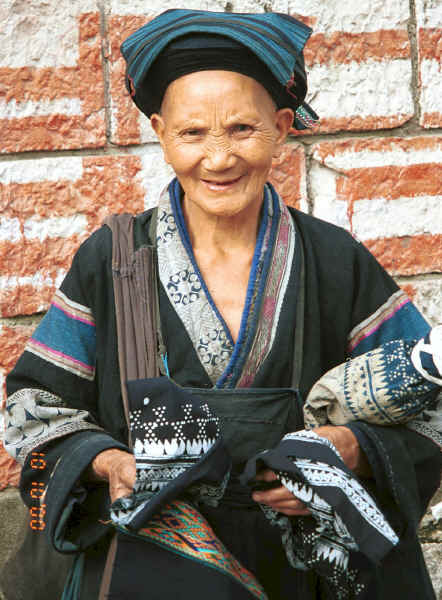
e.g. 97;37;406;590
242;430;401;599
303;328;442;430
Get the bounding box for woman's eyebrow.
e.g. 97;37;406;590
224;113;261;125
172;119;206;131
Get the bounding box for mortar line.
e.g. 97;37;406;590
408;0;422;125
1;124;441;164
303;145;314;215
98;0;112;146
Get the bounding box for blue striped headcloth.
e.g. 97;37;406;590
120;9;319;130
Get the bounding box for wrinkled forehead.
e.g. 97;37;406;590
160;70;277;121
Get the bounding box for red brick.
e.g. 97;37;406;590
312;136;442;161
0;445;21;490
304;30;410;67
0;155;145;317
0;325;35;377
109;15;148;146
336;164;441;203
418;28;442;62
0;13;106;153
298;114;413;136
365;234;442;276
269;144;306;210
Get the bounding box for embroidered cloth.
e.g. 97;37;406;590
304;329;442;429
157;179;295;388
242;430;400;599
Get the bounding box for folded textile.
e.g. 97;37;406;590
110;377;231;530
304;327;442;429
241;430;399;599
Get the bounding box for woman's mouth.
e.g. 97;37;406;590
201;176;242;191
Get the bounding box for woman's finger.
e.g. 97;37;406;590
254;469;278;482
276;507;311;516
110;482;133;504
253;484;299;503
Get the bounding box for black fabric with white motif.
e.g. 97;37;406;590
241;430;400;600
110;377;231;530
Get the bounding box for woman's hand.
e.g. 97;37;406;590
251;426;371;516
252;469;310;516
313;425;372;477
87;448;136;503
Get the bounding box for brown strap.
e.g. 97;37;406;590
98;213;160;599
103;213;160;448
98;534;118;600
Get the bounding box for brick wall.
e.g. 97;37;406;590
0;0;441;594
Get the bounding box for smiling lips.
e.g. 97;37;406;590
202;176;242;190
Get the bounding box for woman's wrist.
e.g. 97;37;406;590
314;425;372;478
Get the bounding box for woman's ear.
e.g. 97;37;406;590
274;108;294;146
150;113;170;163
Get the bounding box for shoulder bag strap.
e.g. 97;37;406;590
99;211;160;600
103;211;160;449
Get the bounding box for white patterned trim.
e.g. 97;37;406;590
4;388;103;464
156;188;234;383
282;430;344;461
292;458;399;545
406;421;442;449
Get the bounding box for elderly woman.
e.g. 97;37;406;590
3;9;441;600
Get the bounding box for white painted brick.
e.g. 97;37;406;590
308;59;413;120
108;0;287;15
23;216;88;242
0;218;21;243
420;60;442;118
138;112;158;144
211;0;289;12
129;145;175;210
312;143;442;170
352;196;442;241
0;271;66;293
0;0;98;69
415;0;442;28
309;162;351;230
410;279;442;327
289;0;409;32
0;98;82;120
0;157;84;184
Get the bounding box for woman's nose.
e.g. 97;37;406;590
202;141;237;171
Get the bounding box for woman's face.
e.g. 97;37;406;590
151;70;293;220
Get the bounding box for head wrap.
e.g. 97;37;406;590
121;9;319;130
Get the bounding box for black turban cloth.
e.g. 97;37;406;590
134;34;307;118
120;10;319;130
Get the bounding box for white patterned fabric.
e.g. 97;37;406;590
157;186;235;384
304;333;441;429
156;181;295;388
4;388;103;464
110;377;230;529
242;430;400;599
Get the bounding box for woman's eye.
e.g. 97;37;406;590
232;124;253;135
183;129;202;137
